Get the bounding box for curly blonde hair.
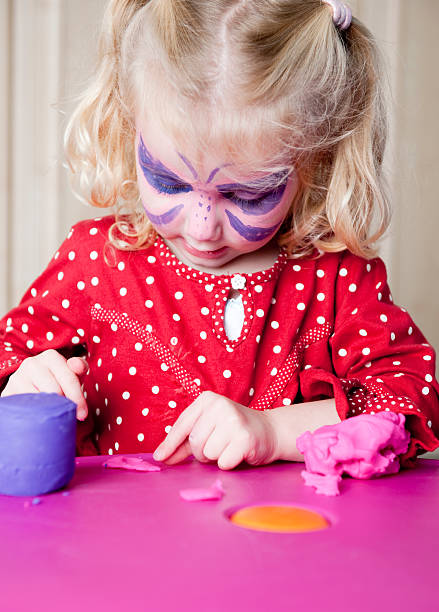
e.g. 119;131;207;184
64;0;390;259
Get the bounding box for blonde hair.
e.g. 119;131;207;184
64;0;390;259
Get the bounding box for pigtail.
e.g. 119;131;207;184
64;0;153;250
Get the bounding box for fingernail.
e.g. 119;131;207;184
153;450;163;461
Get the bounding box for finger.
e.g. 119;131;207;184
1;379;39;396
153;401;203;461
18;361;64;395
67;357;88;377
45;353;88;420
187;415;216;463
217;442;246;471
159;439;193;465
202;428;230;462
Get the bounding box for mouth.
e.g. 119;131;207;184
181;239;228;260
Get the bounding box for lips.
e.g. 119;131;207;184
182;239;228;260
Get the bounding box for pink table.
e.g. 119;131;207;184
1;455;438;611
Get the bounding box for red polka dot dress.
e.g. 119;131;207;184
1;216;438;463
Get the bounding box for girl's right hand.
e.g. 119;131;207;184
0;349;88;420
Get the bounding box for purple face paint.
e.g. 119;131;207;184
225;210;281;242
138;135;192;192
144;204;184;225
177;153;198;180
217;182;287;216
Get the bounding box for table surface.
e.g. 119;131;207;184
1;455;438;612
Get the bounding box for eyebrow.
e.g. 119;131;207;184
138;133;289;192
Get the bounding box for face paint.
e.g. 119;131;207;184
144;203;184;226
217;182;287;216
225;210;281;242
135;120;299;271
138;135;193;194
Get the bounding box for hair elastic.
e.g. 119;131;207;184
321;0;352;31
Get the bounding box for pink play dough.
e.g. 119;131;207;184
296;412;410;495
179;479;225;501
103;456;162;472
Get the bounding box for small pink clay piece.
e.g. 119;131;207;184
297;412;410;495
103;456;162;472
179;478;225;501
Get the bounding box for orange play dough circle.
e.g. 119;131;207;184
229;505;330;533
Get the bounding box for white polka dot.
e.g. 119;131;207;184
175;291;183;300
71;337;80;344
111;323;118;332
172;313;180;321
77;281;85;291
317;316;325;324
129;367;137;375
249;388;255;396
147;255;156;264
145;299;153;308
152;386;159;394
425;374;433;383
46;332;54;341
223;370;231;378
62;299;70;309
146;276;155;285
351;308;358;315
423;355;432;361
380;314;387;323
135;342;143;351
30;288;37;297
362;347;371;355
205;284;213;292
90;251;98;260
408;326;413;335
198;355;206;363
26;340;34;349
116;416;123;425
349;284;357;293
427;420;432;428
142;408;149;416
97;358;102;367
168;401;176;408
317;293;325;301
339;268;348;277
112;348;117;357
93;336;101;344
165;426;172;434
91;276;99;286
273;345;281;354
21;323;28;333
137;433;145;442
118;262;125;271
422;387;430;395
68;251;76;261
296;283;304;291
122;391;130;400
108;373;113;381
270;367;278;376
256;335;261;343
390;332;395;341
200;331;207;340
120;287;127;297
201;307;209;315
297;303;306;310
170;337;178;345
359;329;367;336
254;285;263;293
282;398;292;405
161;363;169;371
293;265;301;272
338;348;347;357
90;227;98;235
256;309;264;318
271;321;279;329
58;272;64;281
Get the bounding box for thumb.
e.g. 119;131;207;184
67;356;88;377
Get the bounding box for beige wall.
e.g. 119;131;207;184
1;1;438;375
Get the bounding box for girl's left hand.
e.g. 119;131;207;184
153;391;279;470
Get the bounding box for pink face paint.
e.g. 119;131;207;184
225;209;282;242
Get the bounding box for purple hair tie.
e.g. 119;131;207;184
322;0;352;31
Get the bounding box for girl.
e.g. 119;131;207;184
1;0;438;469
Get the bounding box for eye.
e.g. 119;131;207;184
140;165;192;195
220;183;287;214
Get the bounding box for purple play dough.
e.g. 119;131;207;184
0;393;77;496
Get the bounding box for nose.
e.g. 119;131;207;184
185;195;221;243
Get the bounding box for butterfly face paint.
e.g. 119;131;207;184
135;118;299;271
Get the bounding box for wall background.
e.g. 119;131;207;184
1;1;438;451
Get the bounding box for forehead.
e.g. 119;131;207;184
135;113;291;187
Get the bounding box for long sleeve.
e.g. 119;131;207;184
321;252;439;464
